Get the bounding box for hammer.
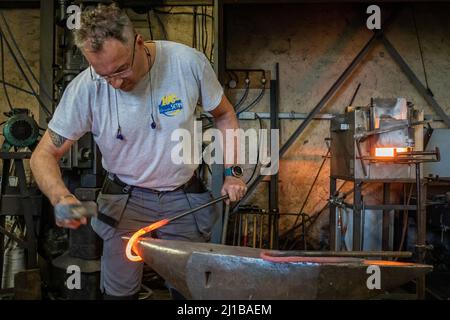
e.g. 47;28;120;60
54;201;97;221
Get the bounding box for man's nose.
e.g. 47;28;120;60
109;77;123;89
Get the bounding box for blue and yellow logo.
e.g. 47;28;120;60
159;94;183;117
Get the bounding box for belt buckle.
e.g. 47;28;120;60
122;185;132;194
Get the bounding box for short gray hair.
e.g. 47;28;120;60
74;3;135;52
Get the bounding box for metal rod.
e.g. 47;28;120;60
168;195;228;224
252;214;257;248
269;63;280;249
355;140;368;178
329;177;338;251
232;214;237;246
267;251;413;258
415;162;426;299
230;111;450;121
349;83;361;106
355;120;429;140
382;183;391;251
259;213;263;249
238;213;242;246
221;203;230;245
353;182;363;251
243;214;248;247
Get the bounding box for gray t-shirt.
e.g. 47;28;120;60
48;41;223;190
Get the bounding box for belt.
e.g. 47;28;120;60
97;174;206;228
104;173;204;195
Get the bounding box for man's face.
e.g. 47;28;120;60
83;36;141;91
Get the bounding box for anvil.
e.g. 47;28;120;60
129;237;432;300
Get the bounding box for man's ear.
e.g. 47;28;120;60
136;34;144;46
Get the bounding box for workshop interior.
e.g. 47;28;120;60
0;0;449;300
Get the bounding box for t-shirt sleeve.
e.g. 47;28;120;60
196;53;224;112
47;73;93;141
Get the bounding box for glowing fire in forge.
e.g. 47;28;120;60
374;147;408;157
126;219;170;262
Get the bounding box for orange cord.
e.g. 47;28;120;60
125;219;170;262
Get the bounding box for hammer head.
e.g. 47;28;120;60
54;201;97;221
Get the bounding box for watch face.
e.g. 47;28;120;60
232;166;243;177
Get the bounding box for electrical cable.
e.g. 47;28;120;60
1;32;13;111
281;148;330;249
411;5;432;95
146;11;154;40
192;6;197;49
208;8;214;62
236;86;266;115
245;114;263;185
154;11;168;40
280;180;349;246
0;29;52;116
202;6;208;55
0;11;54;104
234;80;250;110
0;79;34;95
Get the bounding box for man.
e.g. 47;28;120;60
30;4;247;299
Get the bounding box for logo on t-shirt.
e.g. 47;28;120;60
159;94;183;117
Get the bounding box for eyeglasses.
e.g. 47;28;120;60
90;34;138;82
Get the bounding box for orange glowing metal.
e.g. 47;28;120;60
375;147;408;157
125;219;170;262
125;194;229;262
396;147;408;153
363;260;415;266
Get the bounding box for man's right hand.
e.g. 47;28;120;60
54;195;88;229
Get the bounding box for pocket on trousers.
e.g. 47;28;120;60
91;193;130;240
185;191;219;242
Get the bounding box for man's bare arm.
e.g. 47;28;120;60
30;129;76;206
210;94;247;202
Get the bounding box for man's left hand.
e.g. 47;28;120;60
221;176;247;204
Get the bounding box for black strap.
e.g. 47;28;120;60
97;212;119;228
102;173;134;195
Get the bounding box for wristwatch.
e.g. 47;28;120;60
225;165;243;178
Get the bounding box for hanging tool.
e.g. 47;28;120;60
126;194;229;262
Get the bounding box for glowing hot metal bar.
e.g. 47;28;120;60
374;147;409;157
126;195;229;261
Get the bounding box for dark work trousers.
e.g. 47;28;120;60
91;187;219;298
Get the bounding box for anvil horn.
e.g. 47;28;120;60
130;237;432;300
